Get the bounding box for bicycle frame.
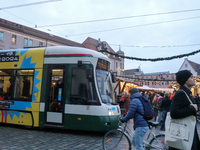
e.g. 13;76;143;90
118;121;166;150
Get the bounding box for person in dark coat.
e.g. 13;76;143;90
123;93;130;114
160;92;171;131
169;70;200;150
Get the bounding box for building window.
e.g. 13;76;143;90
0;32;4;41
116;62;118;68
24;38;28;46
39;42;43;46
12;35;17;44
171;75;174;79
29;39;33;47
185;64;188;67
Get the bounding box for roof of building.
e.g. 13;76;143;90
188;59;200;73
124;69;139;75
82;37;121;60
143;71;170;75
0;18;84;47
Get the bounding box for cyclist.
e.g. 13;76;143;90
121;88;148;150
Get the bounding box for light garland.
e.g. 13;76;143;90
100;49;200;61
117;75;176;82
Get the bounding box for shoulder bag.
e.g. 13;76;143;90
165;89;196;150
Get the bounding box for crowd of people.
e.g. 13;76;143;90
120;90;175;131
120;69;200;150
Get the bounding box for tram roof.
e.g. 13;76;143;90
45;46;110;62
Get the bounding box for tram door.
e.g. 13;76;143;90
45;66;65;124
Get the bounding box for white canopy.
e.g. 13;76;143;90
136;85;174;92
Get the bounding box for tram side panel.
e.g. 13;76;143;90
0;48;45;127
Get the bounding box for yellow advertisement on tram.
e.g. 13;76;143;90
0;48;45;127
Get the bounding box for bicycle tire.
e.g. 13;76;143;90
102;129;131;150
146;134;168;150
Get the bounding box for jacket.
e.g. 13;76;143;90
122;92;148;130
161;97;171;111
123;94;130;113
169;86;200;150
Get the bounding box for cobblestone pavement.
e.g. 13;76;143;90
0;120;199;150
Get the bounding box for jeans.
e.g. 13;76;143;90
156;110;163;123
132;126;149;150
161;110;168;130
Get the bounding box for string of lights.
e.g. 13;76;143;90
37;8;200;28
117;75;176;81
100;49;200;61
110;43;200;48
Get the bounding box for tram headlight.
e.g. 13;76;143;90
109;111;112;115
108;111;114;115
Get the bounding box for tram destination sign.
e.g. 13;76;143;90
0;51;19;62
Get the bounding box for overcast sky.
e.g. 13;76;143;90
1;0;200;74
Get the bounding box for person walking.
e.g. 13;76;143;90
156;93;164;124
169;70;200;150
152;93;159;121
123;93;130;114
160;92;171;131
121;88;149;150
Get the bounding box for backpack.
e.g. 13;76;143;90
138;96;154;120
156;98;163;111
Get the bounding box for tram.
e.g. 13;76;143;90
0;46;120;131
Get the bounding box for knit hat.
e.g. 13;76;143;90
176;70;192;85
129;88;139;95
164;93;169;97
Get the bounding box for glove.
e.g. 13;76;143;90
120;118;126;123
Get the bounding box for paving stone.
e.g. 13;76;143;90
0;120;199;149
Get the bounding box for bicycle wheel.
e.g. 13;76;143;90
146;134;168;150
102;129;131;150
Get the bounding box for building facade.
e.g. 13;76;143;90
0;18;84;50
82;37;124;76
179;58;200;77
135;71;176;88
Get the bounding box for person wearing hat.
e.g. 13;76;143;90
121;88;149;150
160;92;171;131
169;70;200;150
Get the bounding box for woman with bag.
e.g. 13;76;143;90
169;70;200;150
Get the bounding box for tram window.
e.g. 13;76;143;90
13;70;34;101
0;69;34;101
0;70;14;100
70;68;99;105
49;69;64;112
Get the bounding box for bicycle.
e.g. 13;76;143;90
102;119;168;150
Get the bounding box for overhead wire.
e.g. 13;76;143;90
66;16;200;37
0;0;62;10
0;0;66;38
2;10;36;26
110;43;200;48
36;8;200;28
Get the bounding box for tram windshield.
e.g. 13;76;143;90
96;70;114;104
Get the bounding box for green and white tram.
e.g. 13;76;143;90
0;46;120;131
